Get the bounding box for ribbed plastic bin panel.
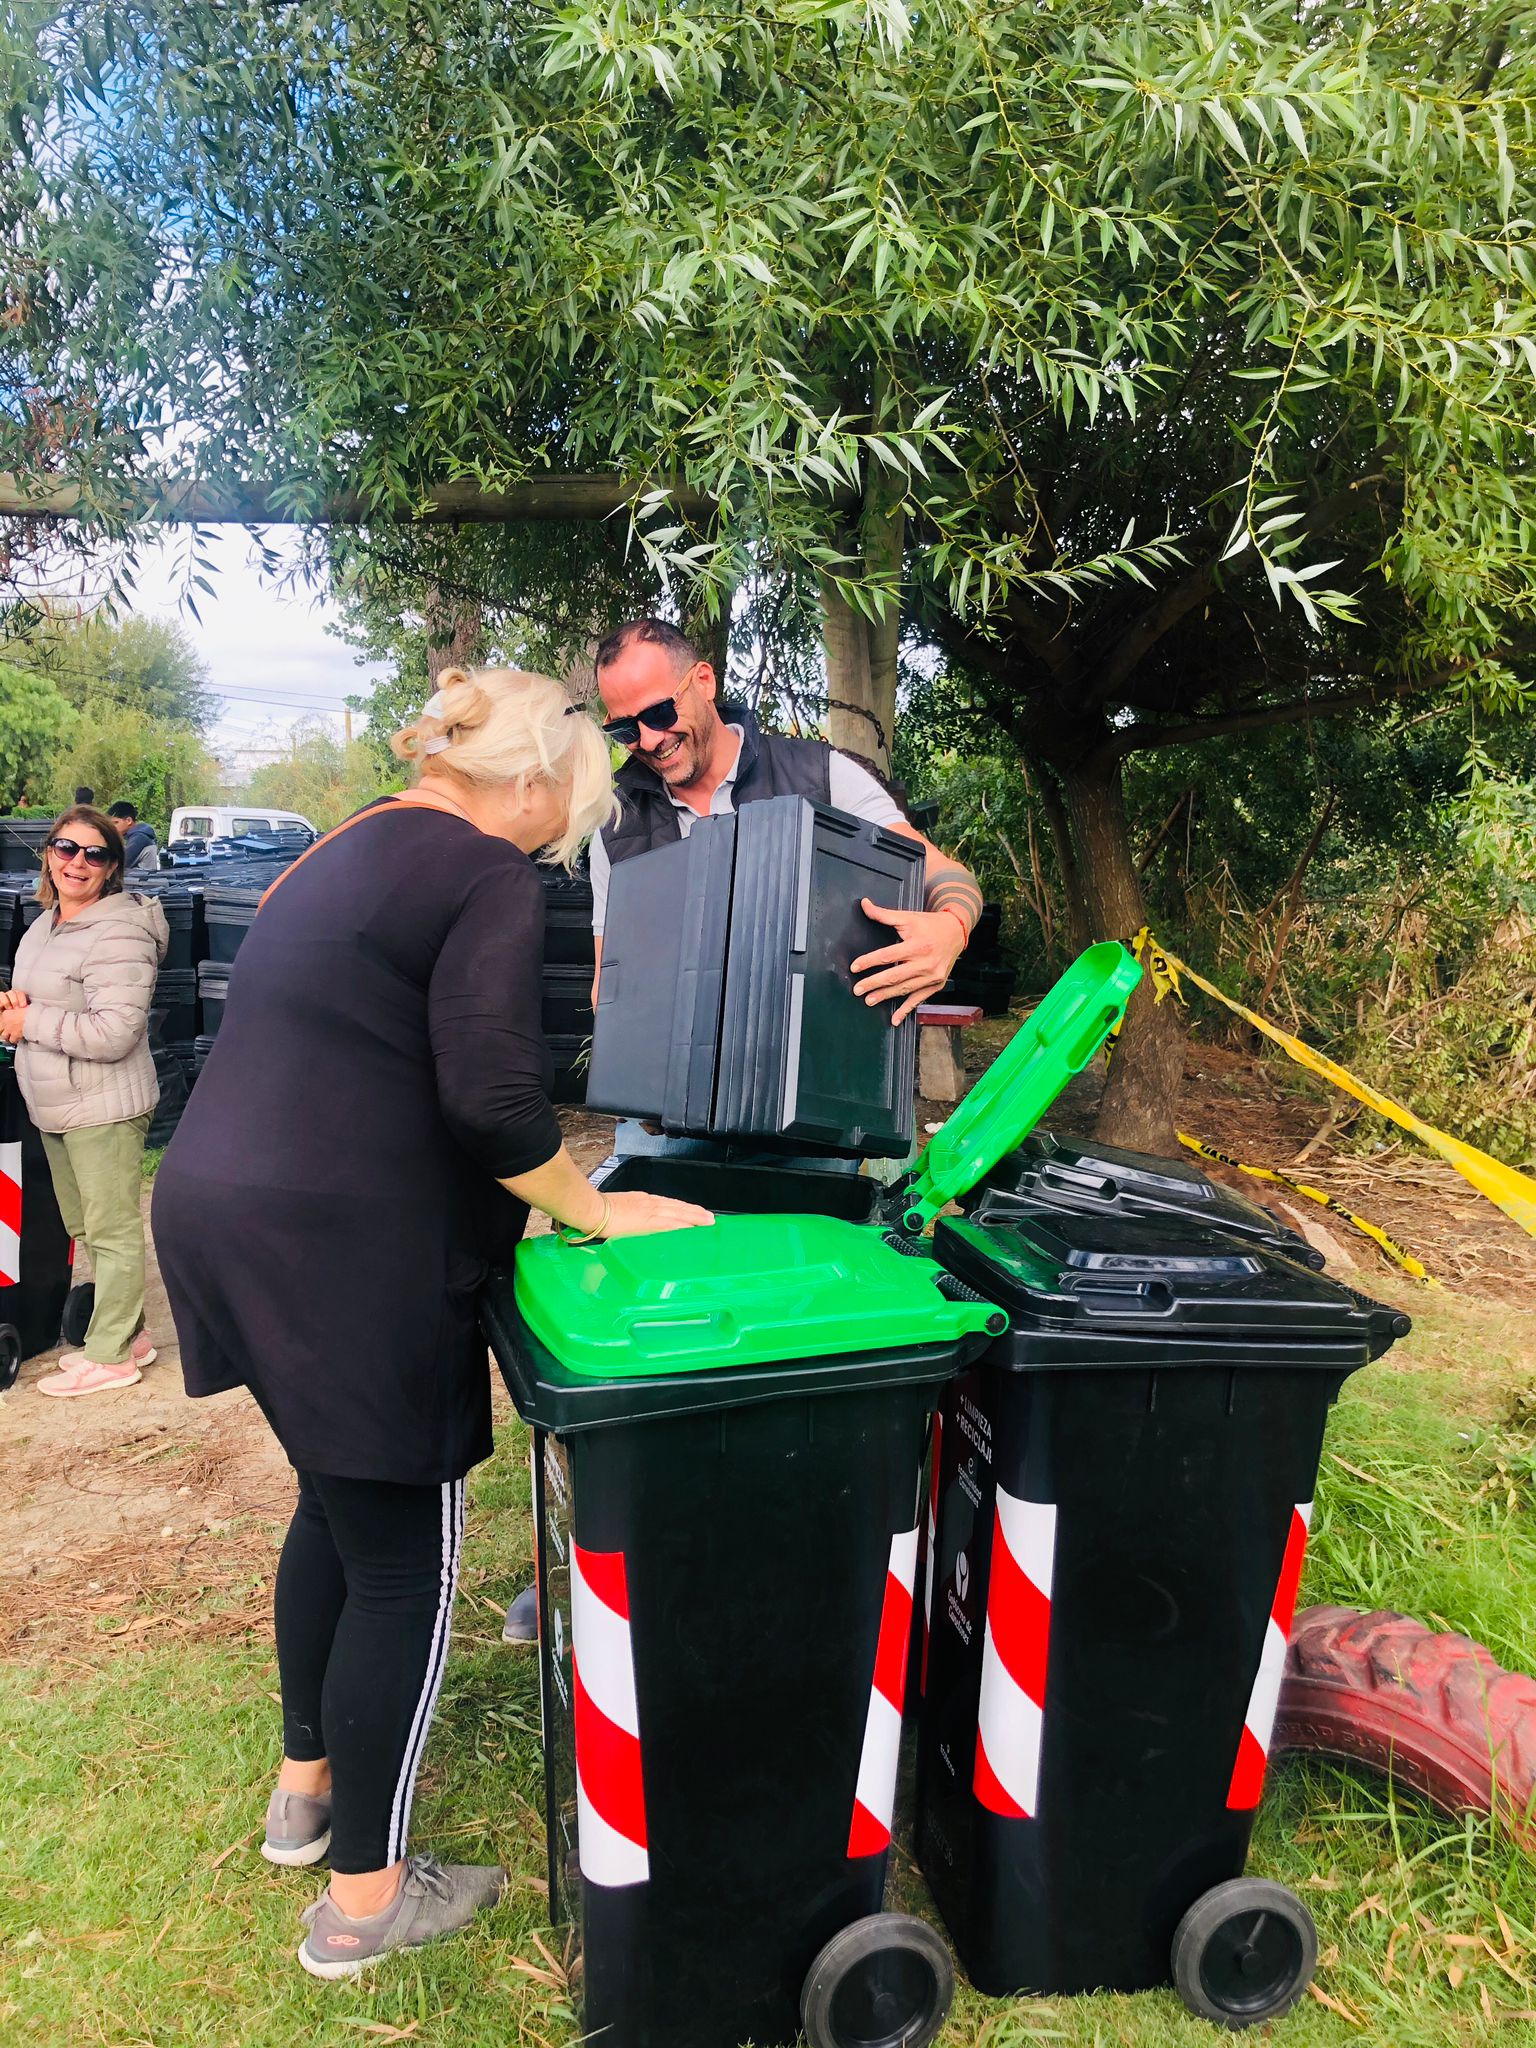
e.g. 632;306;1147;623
587;795;923;1158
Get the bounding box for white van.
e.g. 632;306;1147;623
168;806;317;844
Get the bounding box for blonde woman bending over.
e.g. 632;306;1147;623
154;670;710;1979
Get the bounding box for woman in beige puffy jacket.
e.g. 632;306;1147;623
0;806;168;1395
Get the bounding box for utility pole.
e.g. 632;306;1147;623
344;706;353;744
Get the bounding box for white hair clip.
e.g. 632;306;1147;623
424;735;451;754
421;690;448;719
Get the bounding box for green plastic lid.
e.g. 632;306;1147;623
901;941;1144;1232
513;1212;1000;1379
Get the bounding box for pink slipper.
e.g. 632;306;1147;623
37;1358;142;1398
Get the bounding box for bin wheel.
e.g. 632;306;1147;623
801;1912;954;2048
0;1323;20;1393
60;1283;94;1348
1171;1878;1317;2029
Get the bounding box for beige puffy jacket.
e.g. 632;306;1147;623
11;891;169;1133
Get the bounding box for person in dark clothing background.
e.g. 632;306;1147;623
73;785;94;805
153;667;711;1980
106;800;157;869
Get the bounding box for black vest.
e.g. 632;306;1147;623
601;704;833;869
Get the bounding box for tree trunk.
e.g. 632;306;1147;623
820;569;890;771
1030;759;1092;955
860;437;904;774
424;585;481;684
819;366;905;775
1058;751;1187;1154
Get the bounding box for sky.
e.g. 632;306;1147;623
122;526;391;754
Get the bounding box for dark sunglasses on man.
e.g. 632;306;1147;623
600;669;699;748
48;837;116;868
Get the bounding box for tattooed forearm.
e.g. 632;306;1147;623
925;869;983;938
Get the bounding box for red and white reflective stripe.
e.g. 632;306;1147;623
919;1414;942;1697
973;1488;1056;1819
1227;1499;1313;1810
571;1543;649;1887
0;1140;21;1288
847;1525;919;1857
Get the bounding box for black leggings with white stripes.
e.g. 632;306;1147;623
274;1469;466;1873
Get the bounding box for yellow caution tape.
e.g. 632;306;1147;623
1175;1132;1438;1285
1131;927;1536;1243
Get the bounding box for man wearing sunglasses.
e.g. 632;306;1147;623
589;617;982;1025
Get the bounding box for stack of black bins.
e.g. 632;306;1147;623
130;875;200;971
0;819;52;874
541;867;595;1104
203;882;263;963
133;883;197;1144
0;876;35;969
940;901;1017;1016
197;962;230;1041
185;863;597;1102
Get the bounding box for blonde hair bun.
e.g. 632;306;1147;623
391;665;617;866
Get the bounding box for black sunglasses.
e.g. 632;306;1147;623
600;670;698;747
48;837;116;869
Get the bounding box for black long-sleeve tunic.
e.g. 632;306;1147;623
153;802;561;1484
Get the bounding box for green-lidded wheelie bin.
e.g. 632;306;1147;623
481;1213;1001;2048
480;941;1146;2048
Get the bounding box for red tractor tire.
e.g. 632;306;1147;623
1275;1605;1536;1850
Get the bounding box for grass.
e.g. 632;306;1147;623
3;1293;1535;2046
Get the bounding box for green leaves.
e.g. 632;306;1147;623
4;0;1535;749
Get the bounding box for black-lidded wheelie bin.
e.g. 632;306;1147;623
481;1213;1003;2048
911;1198;1411;2029
0;1044;77;1388
964;1127;1325;1268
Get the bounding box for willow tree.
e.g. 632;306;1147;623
4;0;1535;1143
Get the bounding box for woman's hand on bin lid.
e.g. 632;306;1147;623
599;1191;715;1239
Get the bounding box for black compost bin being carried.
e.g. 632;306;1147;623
913;1204;1411;2029
585;793;925;1157
482;1221;1001;2048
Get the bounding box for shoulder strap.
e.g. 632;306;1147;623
257;801;406;910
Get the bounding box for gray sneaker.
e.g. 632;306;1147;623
263;1788;332;1867
297;1855;506;1980
501;1584;538;1643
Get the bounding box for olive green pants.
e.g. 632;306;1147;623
40;1114;151;1367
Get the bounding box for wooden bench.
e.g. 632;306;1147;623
916;1002;983;1103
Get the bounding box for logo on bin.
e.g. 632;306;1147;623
973;1487;1056;1821
955;1550;970;1602
1227;1500;1313;1811
847;1524;920;1858
570;1544;649;1888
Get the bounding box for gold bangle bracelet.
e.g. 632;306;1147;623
557;1194;611;1246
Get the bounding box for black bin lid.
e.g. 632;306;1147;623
972;1128;1322;1268
934;1209;1410;1360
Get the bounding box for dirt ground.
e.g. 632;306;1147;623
4;1040;1534;1662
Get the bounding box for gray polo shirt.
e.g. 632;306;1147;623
588;727;907;935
